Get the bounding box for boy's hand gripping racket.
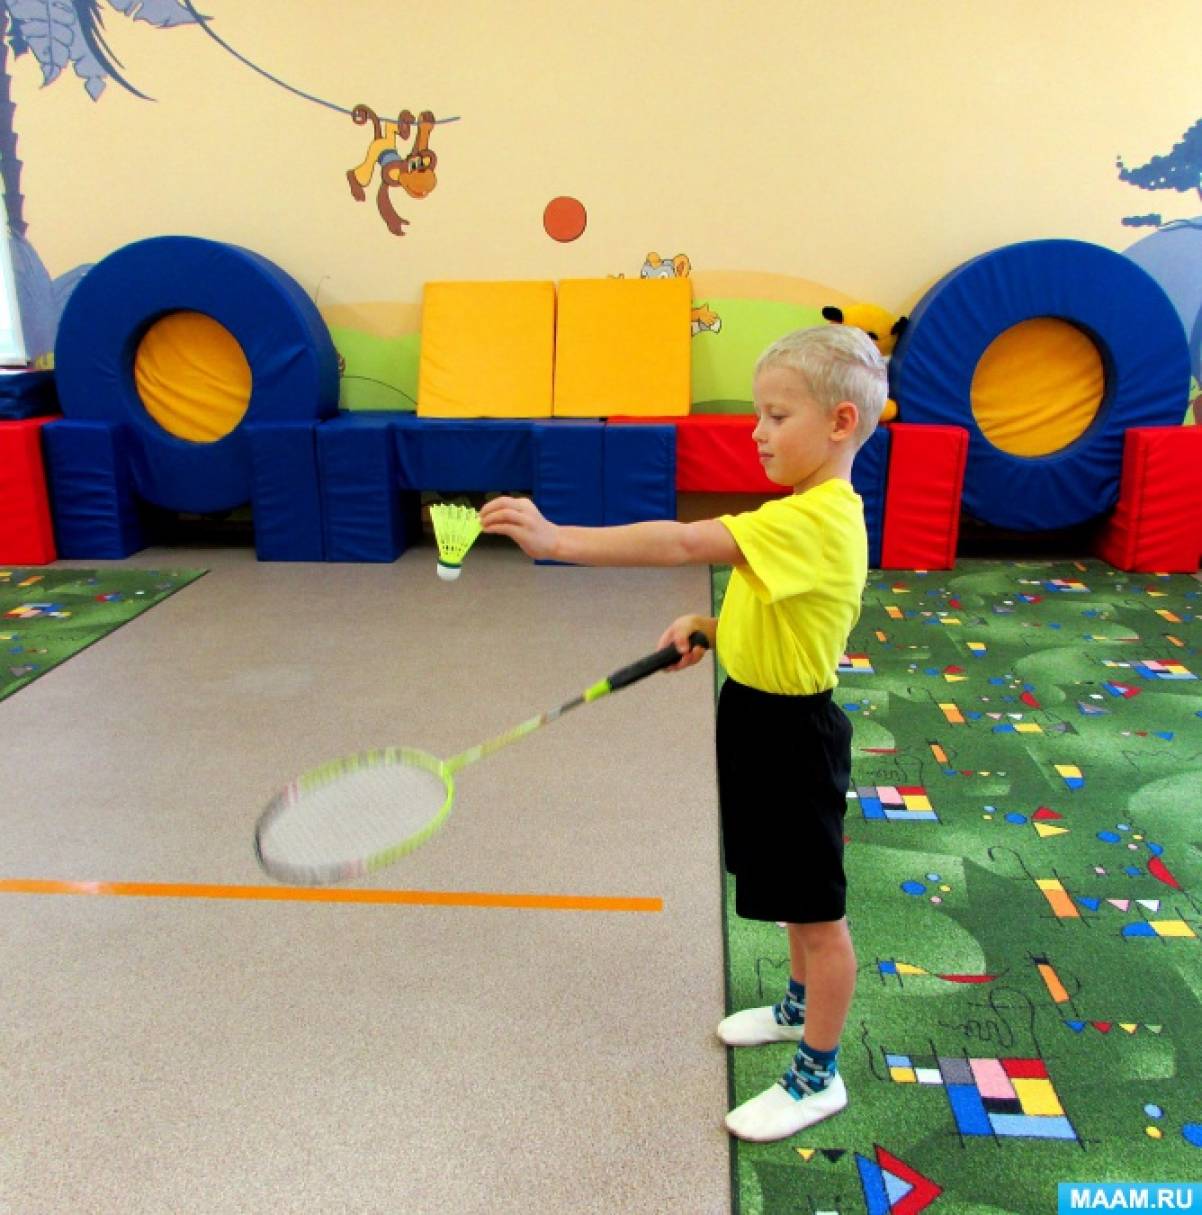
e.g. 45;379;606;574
254;632;710;886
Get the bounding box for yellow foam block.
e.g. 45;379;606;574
553;278;691;417
418;281;555;417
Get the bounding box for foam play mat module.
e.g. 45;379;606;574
1;568;206;702
715;558;1201;1214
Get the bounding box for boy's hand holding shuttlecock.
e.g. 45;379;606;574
479;496;559;560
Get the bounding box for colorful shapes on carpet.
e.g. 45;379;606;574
1148;856;1182;889
1055;763;1085;790
879;958;999;985
840;652;874;674
855;1144;943;1214
886;1053;1077;1141
1030;821;1069;840
1034;955;1071;1003
855;785;938;822
5;602;71;619
992;718;1043;734
1132;659;1196;680
1122;919;1196;939
1037;877;1081;919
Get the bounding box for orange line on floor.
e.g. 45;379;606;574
0;878;661;913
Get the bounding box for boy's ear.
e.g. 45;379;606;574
832;400;859;440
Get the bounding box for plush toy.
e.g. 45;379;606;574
822;303;908;421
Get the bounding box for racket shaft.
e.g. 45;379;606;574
449;711;554;771
446;632;708;772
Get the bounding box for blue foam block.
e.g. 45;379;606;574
392;416;535;490
247;421;324;561
530;421;605;567
0;370;58;420
317;414;416;562
604;423;676;525
41;420;144;558
534;421;604;526
851;424;890;568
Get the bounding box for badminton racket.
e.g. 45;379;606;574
254;630;710;886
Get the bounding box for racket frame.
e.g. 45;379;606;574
254;746;453;886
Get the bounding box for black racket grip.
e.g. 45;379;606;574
607;630;710;692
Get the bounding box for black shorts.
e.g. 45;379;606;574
715;676;852;924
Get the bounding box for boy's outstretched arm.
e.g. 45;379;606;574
479;496;743;566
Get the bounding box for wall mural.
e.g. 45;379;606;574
1118;118;1202;232
0;0;458;361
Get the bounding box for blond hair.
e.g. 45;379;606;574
756;325;888;447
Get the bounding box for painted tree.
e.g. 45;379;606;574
1117;118;1202;199
0;1;199;357
1117;118;1202;230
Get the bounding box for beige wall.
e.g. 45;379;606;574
9;0;1200;319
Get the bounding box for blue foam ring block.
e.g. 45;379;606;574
890;238;1191;531
603;423;676;526
53;236;340;515
246;421;325;561
317;413;417;563
850;424;890;569
393;416;535;490
41;419;144;558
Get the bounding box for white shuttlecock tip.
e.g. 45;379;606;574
437;561;462;581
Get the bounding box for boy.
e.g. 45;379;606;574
479;324;887;1142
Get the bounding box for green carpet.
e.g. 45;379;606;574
716;558;1202;1215
0;567;206;702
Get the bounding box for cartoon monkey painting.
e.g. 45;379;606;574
347;108;439;236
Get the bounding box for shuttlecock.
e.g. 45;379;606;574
430;503;482;580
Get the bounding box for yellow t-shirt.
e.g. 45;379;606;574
716;479;867;695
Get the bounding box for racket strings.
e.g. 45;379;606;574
256;753;450;881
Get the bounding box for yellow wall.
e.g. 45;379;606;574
8;0;1201;322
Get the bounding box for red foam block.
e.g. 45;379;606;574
879;423;968;570
0;417;57;564
1093;425;1202;573
613;415;779;493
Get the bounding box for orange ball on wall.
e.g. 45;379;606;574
543;196;587;242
